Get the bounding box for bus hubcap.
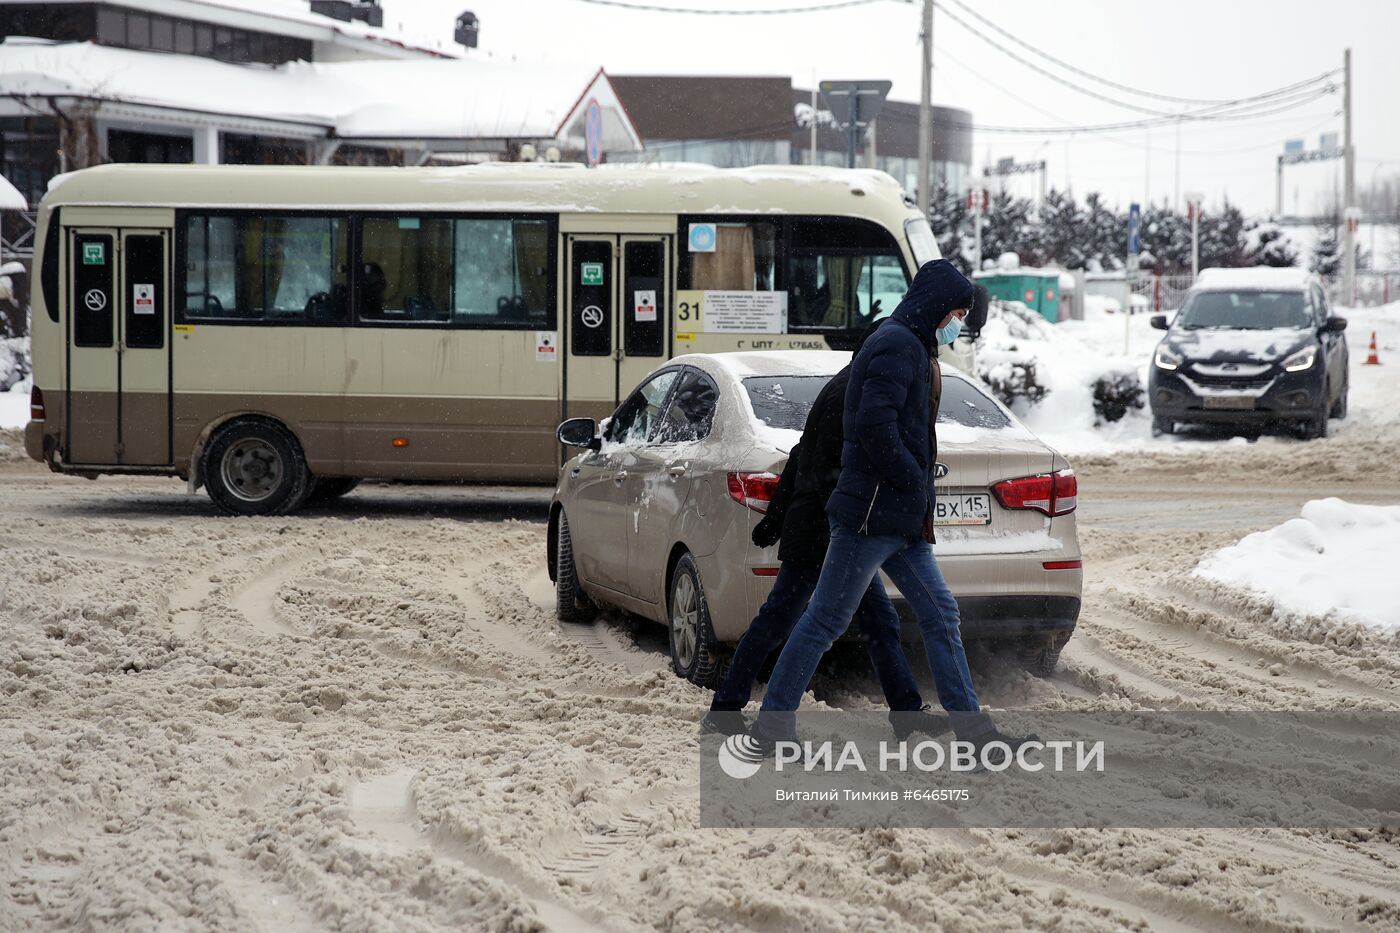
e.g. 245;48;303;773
671;573;698;669
221;439;283;502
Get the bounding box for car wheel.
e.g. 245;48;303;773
1303;390;1330;441
1330;380;1349;420
1017;636;1064;678
668;552;726;688
554;511;595;624
203;418;311;516
1151;416;1175;437
304;476;360;505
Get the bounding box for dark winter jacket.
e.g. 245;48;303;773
827;259;975;539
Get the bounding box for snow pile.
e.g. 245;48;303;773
973;299;1159;451
1195;498;1400;632
1;336;30;430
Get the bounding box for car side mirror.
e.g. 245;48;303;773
1321;316;1347;334
1150;314;1169;331
557;417;600;450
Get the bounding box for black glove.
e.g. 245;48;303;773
751;512;782;549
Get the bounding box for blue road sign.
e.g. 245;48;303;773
585;99;603;167
1128;202;1142;257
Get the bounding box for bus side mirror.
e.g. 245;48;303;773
965;284;989;337
1150;314;1169;331
558;417;600;450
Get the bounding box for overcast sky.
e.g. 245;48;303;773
381;0;1399;217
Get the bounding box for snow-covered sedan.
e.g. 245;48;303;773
548;351;1082;687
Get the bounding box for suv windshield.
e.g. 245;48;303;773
1176;290;1310;330
743;373;1012;431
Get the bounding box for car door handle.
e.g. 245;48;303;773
667;466;687;479
613;470;628;485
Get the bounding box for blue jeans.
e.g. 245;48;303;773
756;524;993;741
711;560;923;713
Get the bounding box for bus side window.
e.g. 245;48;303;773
787;217;905;331
679;221;777;292
181;214;346;324
355;216;552;328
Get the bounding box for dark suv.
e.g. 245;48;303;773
1148;270;1348;439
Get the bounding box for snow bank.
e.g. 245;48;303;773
1195;498;1400;632
973;299;1159;452
1;336;30;429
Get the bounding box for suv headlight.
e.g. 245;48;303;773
1154;347;1182;371
1282;346;1317;372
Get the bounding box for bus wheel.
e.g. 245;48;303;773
305;477;361;506
203;419;311;516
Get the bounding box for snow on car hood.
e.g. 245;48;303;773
1166;327;1312;363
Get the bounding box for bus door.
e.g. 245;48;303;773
66;227;171;466
563;234;670;418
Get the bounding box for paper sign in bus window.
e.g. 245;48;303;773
133;283;155;315
634;289;657;322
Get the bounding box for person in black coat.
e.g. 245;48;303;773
703;323;924;735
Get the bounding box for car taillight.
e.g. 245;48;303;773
30;385;45;421
992;469;1077;516
727;471;779;513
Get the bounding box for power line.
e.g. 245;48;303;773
571;0;883;13
934;1;1338;121
940;0;1302;107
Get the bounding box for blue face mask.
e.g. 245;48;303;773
936;315;964;346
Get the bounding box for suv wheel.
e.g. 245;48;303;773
1303;388;1330;440
203;419;311;516
1151;416;1175;437
668;553;726;688
554;511;595;623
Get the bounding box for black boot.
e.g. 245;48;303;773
970;730;1041;769
888;704;952;742
699;709;749;736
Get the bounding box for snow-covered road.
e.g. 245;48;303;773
2;431;1399;931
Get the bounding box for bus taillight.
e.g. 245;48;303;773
30;385;45;421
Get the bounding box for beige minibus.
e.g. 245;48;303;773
25;162;942;514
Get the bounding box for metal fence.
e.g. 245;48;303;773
1129;270;1397;311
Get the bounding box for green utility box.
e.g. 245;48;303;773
974;271;1062;322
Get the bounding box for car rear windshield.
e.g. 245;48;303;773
742;373;1012;431
1176;290;1310;330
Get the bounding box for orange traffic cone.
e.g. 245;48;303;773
1365;331;1382;365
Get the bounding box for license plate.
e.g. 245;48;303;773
1202;395;1255;410
933;493;992;526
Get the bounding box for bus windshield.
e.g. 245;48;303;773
904;216;940;268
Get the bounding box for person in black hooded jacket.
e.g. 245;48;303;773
702;322;924;735
752;260;1031;753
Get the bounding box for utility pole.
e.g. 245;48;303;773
809;80;817;166
1186;192;1203;281
916;0;933;219
1343;48;1356;304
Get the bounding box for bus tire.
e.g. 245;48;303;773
305;477;361;506
203;418;311;516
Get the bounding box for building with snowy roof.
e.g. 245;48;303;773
0;0;643;213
